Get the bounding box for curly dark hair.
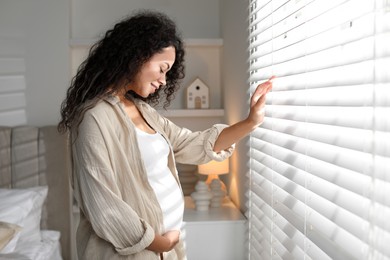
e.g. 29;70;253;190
58;10;185;133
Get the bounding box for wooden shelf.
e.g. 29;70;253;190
69;38;223;47
157;109;224;118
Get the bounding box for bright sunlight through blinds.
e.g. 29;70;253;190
246;0;390;259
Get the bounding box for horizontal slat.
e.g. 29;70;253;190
251;176;371;260
249;0;341;40
251;129;390;186
247;129;388;256
251;141;389;210
249;249;262;260
0;75;26;93
250;59;375;85
250;203;308;259
265;84;387;107
249;0;304;30
275;14;375;65
251;56;377;84
250;148;390;255
247;190;319;260
375;56;390;82
263;105;390;131
366;214;390;257
250;182;343;259
251;35;376;73
249;0;273;29
376;32;390;59
251;159;373;234
0;93;26;110
249;220;264;255
249;16;390;83
0;110;26;127
0;37;25;56
251;198;303;259
375;7;390;33
260;116;389;157
374;83;389;107
250;12;375;68
250;35;390;85
249;0;373;53
251;155;390;234
0;58;25;74
253;128;372;174
249;24;274;56
270;0;308;37
250;152;369;217
304;0;373;40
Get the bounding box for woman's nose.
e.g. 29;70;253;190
158;75;166;86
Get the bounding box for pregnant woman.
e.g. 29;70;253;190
58;10;273;260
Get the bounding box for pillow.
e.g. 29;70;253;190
0;186;48;252
0;222;22;253
15;186;48;248
0;187;38;251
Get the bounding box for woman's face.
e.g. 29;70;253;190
129;46;176;98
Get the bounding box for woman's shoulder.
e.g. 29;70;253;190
79;97;121;127
84;97;117;116
75;98;123;139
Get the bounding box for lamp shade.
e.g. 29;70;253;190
198;160;229;176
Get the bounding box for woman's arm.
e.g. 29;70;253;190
213;76;274;152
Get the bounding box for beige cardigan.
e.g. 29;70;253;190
71;95;234;260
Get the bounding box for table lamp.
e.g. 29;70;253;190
198;159;229;208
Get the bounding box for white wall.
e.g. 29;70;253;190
220;0;250;211
0;0;69;126
70;0;221;39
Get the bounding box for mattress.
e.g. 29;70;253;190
0;230;62;260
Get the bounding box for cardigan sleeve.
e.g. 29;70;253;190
150;109;235;165
71;115;155;255
171;123;235;164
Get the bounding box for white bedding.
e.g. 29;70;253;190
0;230;62;260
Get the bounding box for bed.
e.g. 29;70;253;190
0;126;73;260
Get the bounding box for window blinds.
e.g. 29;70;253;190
0;37;27;126
246;0;390;259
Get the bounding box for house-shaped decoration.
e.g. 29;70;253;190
186;78;209;109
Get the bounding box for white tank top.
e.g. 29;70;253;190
135;127;184;232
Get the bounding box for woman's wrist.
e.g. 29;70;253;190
146;231;180;253
243;116;261;130
146;234;170;253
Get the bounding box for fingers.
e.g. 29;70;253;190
264;76;275;92
251;76;275;106
254;92;267;110
164;230;180;243
253;81;270;97
269;75;276;82
249;76;275;125
255;76;275;95
162;230;180;251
